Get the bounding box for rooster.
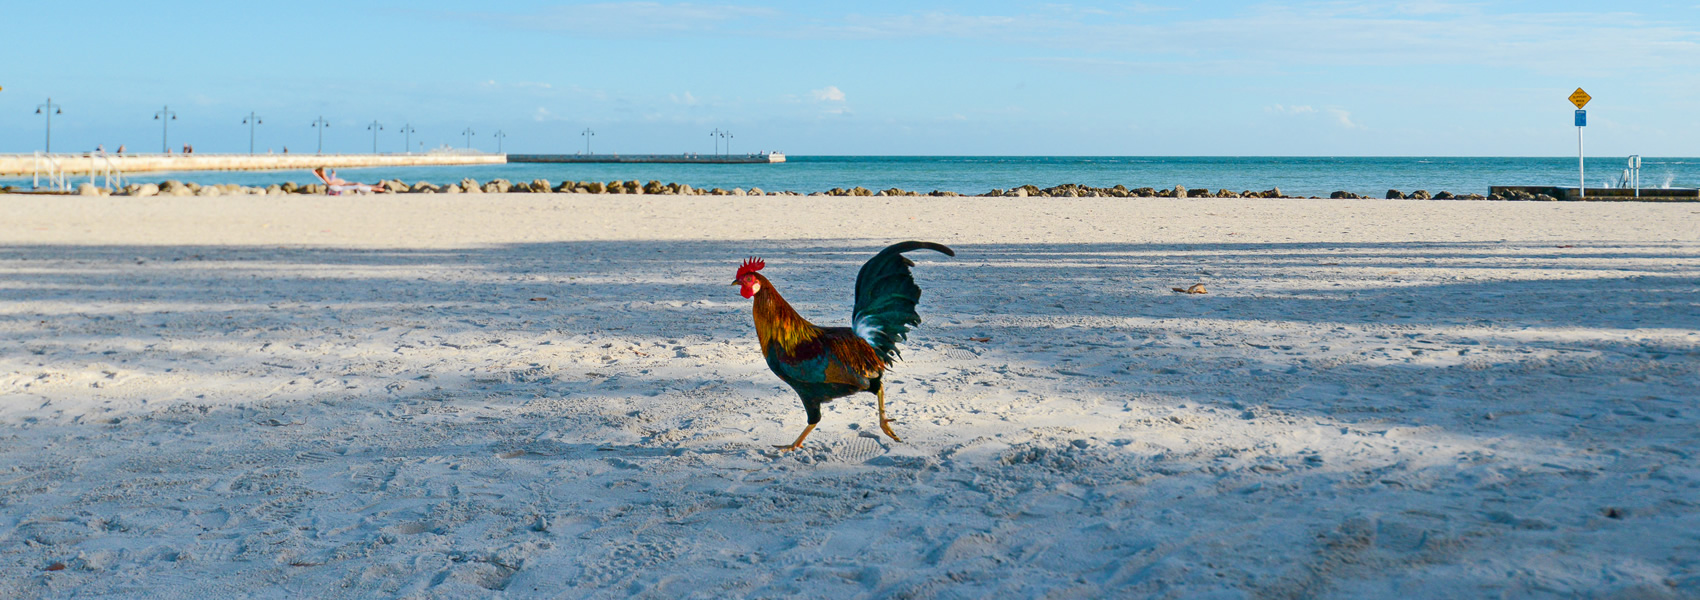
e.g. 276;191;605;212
734;241;955;451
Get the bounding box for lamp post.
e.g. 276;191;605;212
462;127;476;149
36;98;62;153
400;124;416;154
242;111;263;154
153;106;177;153
710;128;722;155
493;130;506;154
725;131;734;156
581;128;594;154
367;120;383;154
310;116;330;154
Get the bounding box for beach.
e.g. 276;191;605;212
2;194;1697;598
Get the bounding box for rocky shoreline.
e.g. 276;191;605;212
5;178;1508;200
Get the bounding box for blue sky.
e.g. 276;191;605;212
4;1;1698;155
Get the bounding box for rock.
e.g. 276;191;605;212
1011;187;1028;198
1330;190;1357;199
1217;189;1237;198
527;179;550;193
1408;189;1431;200
1268;187;1283;198
1433;191;1454;200
304;183;327;194
748;187;763;196
1174;185;1187;198
1386;189;1404;199
409;181;433;193
134;183;160;197
76;183;103;196
676;184;693;195
185;182;202;192
482;179;510;193
280;182;299;194
1535;193;1556;201
382;180;408;193
458;178;479;191
265;184;283;195
1187;188;1211;198
584;182;605;194
1463;193;1485;200
441;184;461;194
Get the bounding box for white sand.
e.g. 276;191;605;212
1;194;1697;598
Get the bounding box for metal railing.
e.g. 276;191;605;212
89;151;125;190
32;151;69;191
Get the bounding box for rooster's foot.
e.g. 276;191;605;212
773;423;817;453
879;418;903;443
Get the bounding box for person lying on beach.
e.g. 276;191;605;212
312;167;388;195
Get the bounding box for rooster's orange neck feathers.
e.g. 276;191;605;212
750;274;817;354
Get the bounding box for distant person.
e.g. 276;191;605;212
165;147;172;155
96;144;105;153
116;145;125;154
312;167;387;195
283;146;289;154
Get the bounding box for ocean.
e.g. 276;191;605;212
7;156;1697;198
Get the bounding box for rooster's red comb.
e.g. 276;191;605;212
736;257;765;279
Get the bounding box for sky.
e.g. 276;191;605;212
3;1;1698;156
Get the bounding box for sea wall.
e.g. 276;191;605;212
0;153;506;176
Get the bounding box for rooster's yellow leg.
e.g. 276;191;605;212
877;386;903;443
773;423;817;452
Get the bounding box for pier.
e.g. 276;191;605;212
1490;185;1699;202
0;152;505;176
509;153;784;164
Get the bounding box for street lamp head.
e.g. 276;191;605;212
56;108;62;115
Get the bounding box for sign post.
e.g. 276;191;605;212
1570;88;1591;199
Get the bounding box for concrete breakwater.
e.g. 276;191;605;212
510;153;784;164
0;153;506;176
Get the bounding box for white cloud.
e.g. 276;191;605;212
468;3;780;33
1268;104;1361;129
1328;108;1360;129
533;107;564;122
670;92;698;105
811;86;846;102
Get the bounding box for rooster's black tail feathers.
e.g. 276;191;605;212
851;241;954;365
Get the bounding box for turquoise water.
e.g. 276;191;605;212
9;156;1697;197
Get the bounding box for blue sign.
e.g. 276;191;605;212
1575;110;1587;127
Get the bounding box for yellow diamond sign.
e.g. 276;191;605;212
1569;88;1591;109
